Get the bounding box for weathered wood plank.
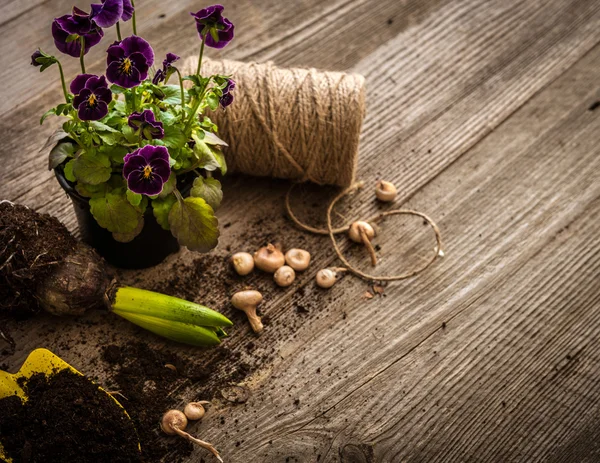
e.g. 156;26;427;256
178;40;600;461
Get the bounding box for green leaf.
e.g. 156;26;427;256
72;152;111;185
162;126;187;149
40;108;56;125
63;159;76;182
122;125;138;143
90;120;118;132
159;174;177;198
168;196;219;252
203;131;228;147
206;92;219;111
97;131;121;145
162;85;188;105
126;190;143;207
90;191;142;234
152;194;177;230
103;145;129;164
48;140;76;170
112;216;144;243
192;134;227;175
158;110;177;126
190;177;223;211
110;84;126;94
75;182;109;198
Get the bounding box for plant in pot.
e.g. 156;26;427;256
32;2;235;268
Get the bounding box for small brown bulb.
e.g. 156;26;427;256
348;221;377;266
254;243;285;273
231;290;264;333
184;401;209;421
161;409;188;436
375;180;397;202
285;249;311;271
316;269;337;289
231;252;254;276
348;221;375;243
274;265;296;287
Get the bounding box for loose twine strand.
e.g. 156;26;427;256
182;57;366;187
286;182;444;282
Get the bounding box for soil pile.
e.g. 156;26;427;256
0;202;77;314
0;369;141;463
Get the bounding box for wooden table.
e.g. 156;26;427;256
2;0;600;461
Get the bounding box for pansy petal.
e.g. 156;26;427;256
149;158;171;182
90;0;123;28
123;148;141;164
128;172;164;196
78;101;108;121
95;87;113;105
120;36;154;66
70;74;94;94
121;0;134;21
140;145;169;163
122;154;147;179
73;88;92;108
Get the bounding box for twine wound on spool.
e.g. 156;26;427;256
182;56;366;187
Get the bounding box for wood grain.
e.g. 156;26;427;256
1;0;600;461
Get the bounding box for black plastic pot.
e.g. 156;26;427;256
54;166;191;269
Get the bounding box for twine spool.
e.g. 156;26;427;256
182;57;366;187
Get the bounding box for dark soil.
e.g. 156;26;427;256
100;342;194;462
0;369;141;463
0;202;77;314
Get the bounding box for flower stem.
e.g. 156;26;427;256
79;37;86;73
196;35;206;76
131;0;137;35
182;77;212;135
56;60;69;103
175;68;186;123
116;22;122;41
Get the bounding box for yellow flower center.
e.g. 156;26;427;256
87;93;97;107
121;58;133;75
143;165;153;179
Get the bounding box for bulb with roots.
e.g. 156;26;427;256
161;410;223;462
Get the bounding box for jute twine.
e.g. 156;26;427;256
286;182;444;282
182;56;366;187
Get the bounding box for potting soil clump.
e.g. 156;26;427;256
0;369;141;462
0;202;77;313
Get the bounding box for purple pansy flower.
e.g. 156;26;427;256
190;5;234;49
91;0;134;27
106;36;154;88
31;50;44;66
219;78;235;108
123;145;171;196
71;74;112;121
152;52;180;84
121;0;134;21
52;7;104;58
128;110;164;140
90;0;123;28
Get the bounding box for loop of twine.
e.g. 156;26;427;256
182;57;366;187
286;182;444;282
